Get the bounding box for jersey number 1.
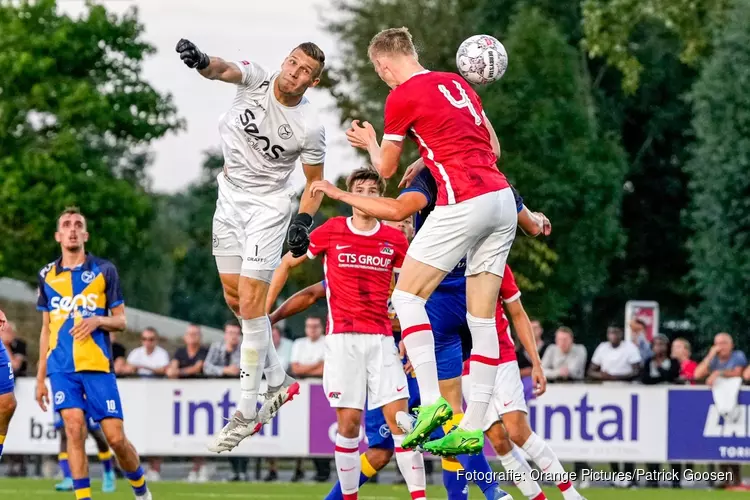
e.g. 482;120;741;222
438;81;483;126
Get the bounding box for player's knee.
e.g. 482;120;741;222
64;418;86;443
104;429;127;452
503;413;531;446
486;422;512;455
337;420;360;439
223;290;240;316
0;393;17;418
238;284;267;319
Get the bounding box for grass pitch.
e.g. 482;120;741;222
0;478;746;499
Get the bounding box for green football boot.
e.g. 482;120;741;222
400;396;453;449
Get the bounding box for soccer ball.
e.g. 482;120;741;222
456;34;508;85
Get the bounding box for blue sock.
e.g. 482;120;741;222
458;453;504;499
0;434;5;460
72;477;91;500
324;454;377;500
125;466;148;496
59;453;72;479
442;459;469;500
98;451;114;474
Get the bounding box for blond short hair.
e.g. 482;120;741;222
368;27;417;59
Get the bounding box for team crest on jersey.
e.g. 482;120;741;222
278;124;293;140
380;245;394;256
81;270;95;284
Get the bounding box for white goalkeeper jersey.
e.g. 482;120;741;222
217;60;326;195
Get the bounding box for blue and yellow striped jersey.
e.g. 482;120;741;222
36;254;124;374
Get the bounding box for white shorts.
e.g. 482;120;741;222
323;334;409;411
407;188;517;277
463;361;527;431
212;174;293;275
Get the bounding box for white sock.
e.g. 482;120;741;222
522;432;578;499
263;316;287;388
391;289;441;405
237;316;269;419
335;434;361;496
393;433;427;498
460;313;498;431
500;450;545;499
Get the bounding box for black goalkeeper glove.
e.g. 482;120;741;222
287;213;314;258
176;38;210;70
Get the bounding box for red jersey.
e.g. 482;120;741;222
680;359;698;384
495;265;522;363
307;217;408;336
383;71;509;206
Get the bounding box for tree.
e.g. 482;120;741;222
684;0;750;351
476;7;628;330
582;0;729;93
0;0;182;282
322;0;557;309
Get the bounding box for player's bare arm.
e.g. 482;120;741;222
175;39;242;83
506;299;547;396
484;114;501;158
347;120;404;179
265;251;309;312
269;281;326;324
518;207;552;237
311;181;426;221
35;312;51;412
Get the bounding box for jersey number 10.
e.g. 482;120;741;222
438;81;483;126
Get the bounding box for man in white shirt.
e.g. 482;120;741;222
588;326;641;382
542;327;588;382
290;317;325;379
126;328;170;378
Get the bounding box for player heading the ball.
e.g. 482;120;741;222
346;27;517;455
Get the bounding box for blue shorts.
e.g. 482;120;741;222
49;371;123;423
426;285;471;380
365;365;421;449
54;409;101;432
0;348;14;395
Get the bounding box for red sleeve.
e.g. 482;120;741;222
307;220;332;259
383;89;413;142
393;232;409;271
500;265;521;303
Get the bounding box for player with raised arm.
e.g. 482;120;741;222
267;169;426;500
311;169;546;500
175;39;327;451
0;308;17;462
35;207;151;500
346;27;519;453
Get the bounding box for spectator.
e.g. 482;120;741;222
629;318;653;364
203;321;246;481
203;321;241;378
694;332;748;385
167;324;209;482
541;326;587;382
167;324;208;380
272;325;293;373
588;326;640;486
124;327;169;481
125;327;170;378
110;331;128;377
287;316;327;483
530;319;549;358
588;326;641;382
671;338;698;384
1;321;27;377
694;332;747;489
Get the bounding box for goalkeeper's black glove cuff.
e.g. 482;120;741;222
196;52;210;70
293;213;314;229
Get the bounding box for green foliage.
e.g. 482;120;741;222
684;0;750;350
582;0;729;93
477;7;628;322
0;0;182;282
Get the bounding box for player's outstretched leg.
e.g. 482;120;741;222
486;422;547;500
54;425;74;491
210;277;271;452
325;449;392;500
0;390;17;462
60;409;93;500
101;419;152;500
504;412;586;500
335;409;364;500
91;425;117;493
